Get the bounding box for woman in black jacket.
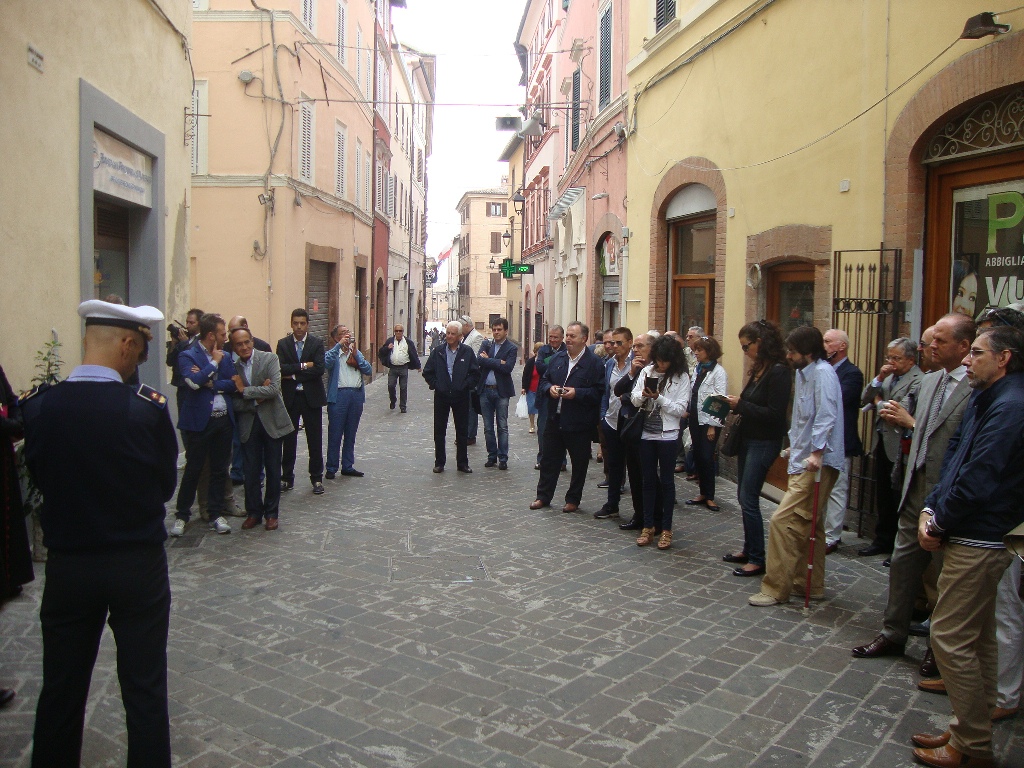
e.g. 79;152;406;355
720;321;791;577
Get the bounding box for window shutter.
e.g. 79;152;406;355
599;6;612;110
502;202;507;217
388;173;396;216
364;153;371;211
335;126;346;198
490;273;501;295
354;141;361;207
655;0;676;31
336;2;346;65
356;29;362;87
302;0;315;31
490;232;501;253
300;101;313;183
191;86;201;174
571;69;581;152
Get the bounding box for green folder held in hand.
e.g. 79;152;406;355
701;395;731;421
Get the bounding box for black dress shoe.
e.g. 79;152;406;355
0;688;14;708
466;439;476;446
281;480;294;491
597;480;609;489
909;619;930;637
857;543;892;557
312;482;325;495
484;460;498;468
457;465;473;473
685;498;708;506
498;461;507;470
619;518;642;530
825;541;840;555
733;565;766;577
325;471;337;479
919;647;939;678
534;463;541;470
432;465;444;473
594;506;618;519
341;469;364;477
852;634;906;658
723;553;749;564
882;557;892;567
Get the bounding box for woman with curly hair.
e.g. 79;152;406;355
720;320;791;577
630;335;690;550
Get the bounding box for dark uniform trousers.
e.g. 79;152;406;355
536;414;592;506
433;393;470;468
282;390;324;484
33;546;171;768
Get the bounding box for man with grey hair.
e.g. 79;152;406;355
859;337;922;557
423;320;480;472
460;315;485;445
821;328;864;553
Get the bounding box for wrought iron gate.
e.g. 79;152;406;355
831;245;903;532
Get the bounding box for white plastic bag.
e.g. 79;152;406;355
515;395;529;419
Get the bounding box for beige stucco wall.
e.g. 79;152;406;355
0;0;193;391
624;0;1014;388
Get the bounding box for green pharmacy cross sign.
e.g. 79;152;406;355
499;258;534;279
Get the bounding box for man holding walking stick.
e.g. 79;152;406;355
749;325;843;607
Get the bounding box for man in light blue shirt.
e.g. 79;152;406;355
751;325;843;607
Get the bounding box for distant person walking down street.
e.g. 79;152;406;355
530;322;605;514
379;324;421;413
460;315;485;445
749;325;843;607
229;327;293;531
277;308;327;495
521;341;543;433
477;318;518;470
325;325;373;479
423;321;480;473
23;300;177;767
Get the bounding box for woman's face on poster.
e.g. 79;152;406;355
952;271;978;318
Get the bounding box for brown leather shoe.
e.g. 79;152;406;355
911;744;993;767
920;647;939;677
918;678;947;695
264;517;279;531
912;731;950;749
561;503;579;513
852;634;906;658
991;706;1018;722
241;515;260;530
529;499;549;510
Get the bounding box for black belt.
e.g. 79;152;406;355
484;384;498;389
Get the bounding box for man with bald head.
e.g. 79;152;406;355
227;315;271;353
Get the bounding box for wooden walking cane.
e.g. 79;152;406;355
803;465;823;615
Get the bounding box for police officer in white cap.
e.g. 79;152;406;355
21;299;177;767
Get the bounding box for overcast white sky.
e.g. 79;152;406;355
392;1;526;264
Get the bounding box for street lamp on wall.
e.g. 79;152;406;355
512;191;525;217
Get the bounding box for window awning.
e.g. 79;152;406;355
548;186;585;220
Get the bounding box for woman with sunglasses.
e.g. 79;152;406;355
719;320;791;577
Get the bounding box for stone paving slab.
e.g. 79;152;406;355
1;371;1022;766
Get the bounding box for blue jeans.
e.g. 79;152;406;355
467;406;479;440
326;388;365;473
640;439;677;530
479;387;509;462
736;439;781;567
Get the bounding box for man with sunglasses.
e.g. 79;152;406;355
908;325;1024;768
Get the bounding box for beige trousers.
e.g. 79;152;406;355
760;467;839;601
931;543;1013;760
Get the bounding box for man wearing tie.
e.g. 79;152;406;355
422;320;480;473
276;309;327;495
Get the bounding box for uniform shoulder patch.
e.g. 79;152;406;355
136;384;167;408
18;383;51;403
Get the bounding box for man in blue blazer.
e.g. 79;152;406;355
477;318;518;470
422;321;481;472
530;321;606;513
172;313;237;535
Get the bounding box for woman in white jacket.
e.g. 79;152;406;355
630;335;690;549
685;336;728;510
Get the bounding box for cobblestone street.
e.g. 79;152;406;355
2;373;1022;767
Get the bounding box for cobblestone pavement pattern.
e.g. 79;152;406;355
2;373;1022;767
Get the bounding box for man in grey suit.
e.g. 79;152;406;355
230;328;294;531
858;338;923;557
852;313;975;662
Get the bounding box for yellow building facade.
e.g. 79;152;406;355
624;0;1024;388
0;1;194;390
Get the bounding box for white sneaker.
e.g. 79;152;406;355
210;516;231;534
169;519;186;537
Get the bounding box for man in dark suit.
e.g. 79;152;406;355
477;317;518;470
822;329;864;553
276;308;327;495
533;326;566;470
859;337;923;557
422;320;480;472
172;313;237;535
378;323;421;413
530;321;606;513
853;314;975;665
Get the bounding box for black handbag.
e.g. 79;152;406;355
619;407;646;444
719;366;771;457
